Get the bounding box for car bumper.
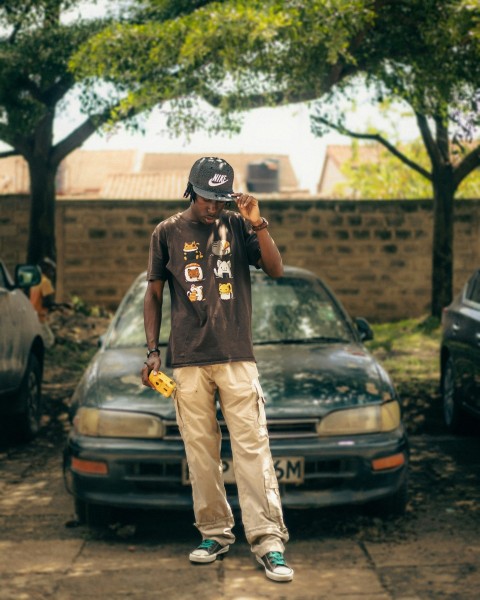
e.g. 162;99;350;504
65;427;409;511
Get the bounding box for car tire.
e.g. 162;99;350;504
442;356;467;434
74;498;112;528
14;354;42;441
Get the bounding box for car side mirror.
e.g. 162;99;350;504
15;264;41;288
355;317;374;342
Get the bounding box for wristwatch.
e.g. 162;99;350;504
146;347;160;358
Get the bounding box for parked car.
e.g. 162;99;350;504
64;266;409;525
440;269;480;432
0;260;45;440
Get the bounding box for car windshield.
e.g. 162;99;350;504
106;272;353;349
251;273;352;343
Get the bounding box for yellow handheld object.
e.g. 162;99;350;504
148;371;176;397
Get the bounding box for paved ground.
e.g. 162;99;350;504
1;432;479;600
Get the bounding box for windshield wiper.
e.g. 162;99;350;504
254;336;350;345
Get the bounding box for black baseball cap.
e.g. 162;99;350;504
188;157;234;200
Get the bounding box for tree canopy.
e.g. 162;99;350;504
0;1;123;262
71;0;373;131
309;0;480;316
331;139;480;199
74;0;480;316
0;0;236;263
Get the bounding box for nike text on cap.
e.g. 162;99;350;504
188;157;234;200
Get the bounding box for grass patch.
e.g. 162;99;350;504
366;316;443;434
46;339;99;376
366;316;441;383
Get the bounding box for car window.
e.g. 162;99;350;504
251;274;353;343
107;279;171;348
466;271;480;305
106;273;353;349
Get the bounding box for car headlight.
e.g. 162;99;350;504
74;407;165;439
316;401;401;436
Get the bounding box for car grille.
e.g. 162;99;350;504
124;461;183;493
163;418;320;440
123;457;359;494
301;458;358;491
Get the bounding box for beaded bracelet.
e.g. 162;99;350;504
252;217;269;232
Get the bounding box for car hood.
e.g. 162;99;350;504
72;342;395;419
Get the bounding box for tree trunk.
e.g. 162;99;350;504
431;167;455;318
26;159;57;265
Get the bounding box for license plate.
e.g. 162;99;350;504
182;457;304;485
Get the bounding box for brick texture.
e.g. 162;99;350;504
1;195;479;321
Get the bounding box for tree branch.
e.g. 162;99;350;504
435;116;450;164
15;72;75;107
453;143;480;189
201;88;314;111
313;115;432;180
51;104;137;166
416;112;442;168
50;112;111;166
0;124;31;157
200;56;359;112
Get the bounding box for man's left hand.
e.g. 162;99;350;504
234;193;262;226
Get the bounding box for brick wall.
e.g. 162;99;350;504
1;195;479;321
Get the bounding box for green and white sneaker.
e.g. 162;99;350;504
189;539;229;563
256;551;294;582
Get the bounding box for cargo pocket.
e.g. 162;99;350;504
252;378;268;436
265;468;284;521
172;390;188;435
172;369;191;429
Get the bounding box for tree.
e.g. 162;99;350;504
0;1;112;262
74;0;480;317
0;0;222;264
71;0;373;133
310;1;480;317
329;137;480;199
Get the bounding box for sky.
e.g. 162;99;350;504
76;103;341;194
1;0;420;195
53;95;419;194
56;2;419;194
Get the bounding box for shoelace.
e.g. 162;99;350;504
267;551;286;566
199;539;216;550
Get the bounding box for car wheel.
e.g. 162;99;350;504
74;498;112;528
442;357;467;433
14;354;42;441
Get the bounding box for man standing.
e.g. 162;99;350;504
142;156;293;583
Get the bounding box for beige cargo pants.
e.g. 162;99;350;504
172;361;289;557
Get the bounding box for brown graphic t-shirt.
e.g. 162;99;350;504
147;211;261;368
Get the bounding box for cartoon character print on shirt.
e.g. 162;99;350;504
212;239;231;257
183;241;203;261
219;282;233;300
185;263;204;282
212;237;233;299
214;259;232;279
187;283;204;302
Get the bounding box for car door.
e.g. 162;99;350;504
0;265;16;392
462;271;480;409
448;270;480;411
